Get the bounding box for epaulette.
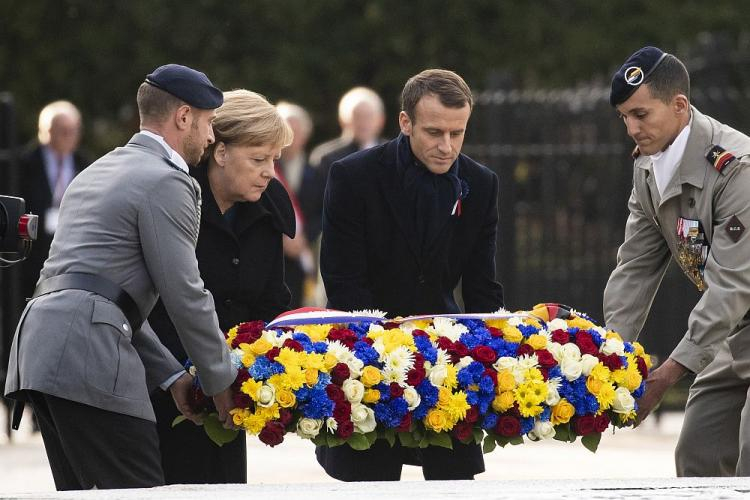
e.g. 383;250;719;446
631;146;641;159
706;145;736;174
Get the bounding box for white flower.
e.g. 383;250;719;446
428;363;448;387
494;356;518;372
456;356;474;371
296;418;323;439
257;384;276;407
545;378;562;406
592;326;608;337
368;323;385;334
612;387;636;413
371;338;386;358
560;357;583;381
326;417;338;433
347;357;364;378
430;317;468;342
561;343;582;361
403;386;421;411
384;346;415;374
529;420;556;440
547;318;568;332
508;316;523;327
580;354;600;376
350;403;377;433
547;342;563;362
351;309;387;318
434;349;451;366
342;379;365;404
326;340;354;362
381;367;407;384
517;353;539;371
601;338;625;356
262;329;288;347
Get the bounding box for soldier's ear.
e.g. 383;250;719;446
673;94;689;115
399;111;412;136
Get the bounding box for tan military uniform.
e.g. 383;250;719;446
604;107;750;476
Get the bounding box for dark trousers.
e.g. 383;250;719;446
315;439;482;481
151;390;247;484
27;391;164;490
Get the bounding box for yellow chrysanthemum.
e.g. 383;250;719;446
247;338;273;356
441;391;470;422
590;363;611;382
596;382;615;410
424;409;450;433
526;334;547;350
443;364;458;389
256;404;280;421
295;324;333;342
362;389;381;404
276;389;296;408
305;368;319;386
496;369;516;392
623;368;643;392
485;318;509;330
524;368;544;383
285;366;306;390
610;368;626;385
381;328;416;353
242;413;267;434
515;381;545;406
567;316;595;330
303;352;326;371
492;391;516;412
409;319;431;330
241;379;262;399
226;326;239;346
517;398;544;418
605;330;623;341
503;327;523;344
619;410;637;424
360;365;382;387
551;399;576;424
275;348;303;369
631;341;646;358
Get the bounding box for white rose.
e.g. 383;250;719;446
612;387;636;413
561;343;582;361
428;364;448;387
350;403;377;433
493;356;517;372
342;379;365;404
545;384;561;406
580;354;600;376
547;318;568;332
560;357;583;381
326;417;338;433
601;338;625;356
296;418;323;439
347;357;364;378
403;386;421;411
531;420;556;440
546;342;563;362
257;384;276;407
456;356;474;371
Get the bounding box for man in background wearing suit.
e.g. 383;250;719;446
4;64;237;490
317;69;504;481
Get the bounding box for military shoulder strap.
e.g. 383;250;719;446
706;145;736;174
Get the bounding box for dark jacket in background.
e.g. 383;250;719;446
149;165;295;484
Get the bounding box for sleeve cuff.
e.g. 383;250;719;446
159;370;186;391
669;336;715;374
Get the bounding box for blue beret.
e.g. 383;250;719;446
145;64;223;109
610;46;669;107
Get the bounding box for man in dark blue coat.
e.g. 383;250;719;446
317;69;504;481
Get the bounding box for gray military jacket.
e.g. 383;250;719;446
4;133;236;421
604;107;750;375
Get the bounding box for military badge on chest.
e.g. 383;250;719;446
676;217;708;291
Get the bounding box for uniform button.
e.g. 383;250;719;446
232;257;240;267
122;323;129;332
418;275;426;284
224;298;232;307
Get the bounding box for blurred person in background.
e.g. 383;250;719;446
276;101;320;307
149;89;295;484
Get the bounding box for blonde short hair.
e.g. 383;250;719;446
338;87;384;125
37;100;81;144
211;90;293;152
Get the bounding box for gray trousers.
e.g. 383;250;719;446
675;340;750;476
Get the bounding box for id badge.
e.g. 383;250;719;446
676;217;708;291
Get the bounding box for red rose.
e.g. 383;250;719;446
465;406;479;424
573;415;596;436
333;401;352;422
436;337;453;351
265;347;281;361
233;392;251;408
406;367;425;386
282;339;304;352
575;331;599;356
337;419;354;439
412;329;429;338
331;363;351;385
384;322;400;330
472;345;497;364
594;414;610;433
325;384;346;403
636;356;649;378
452;342;469;358
550;329;570;344
389;382;404;399
279;408;294;427
538;367;550;380
598;352;623;371
233;321;264;346
328;327;357;348
488;326;504;338
516;343;534;357
396;412;412;432
234;369;251;385
536;349;556;368
258;421;285;447
452;421;474;442
496;416;521;437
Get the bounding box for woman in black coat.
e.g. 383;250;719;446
149;89;295;484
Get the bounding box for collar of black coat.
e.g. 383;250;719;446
191;164;295;238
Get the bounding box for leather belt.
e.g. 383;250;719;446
32;273;144;332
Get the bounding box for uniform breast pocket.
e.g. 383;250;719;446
85;299;140;396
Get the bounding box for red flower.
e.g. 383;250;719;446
258;421;285;447
496;416;521;437
536;349;556;368
452;342;469;358
361;337;374;346
389;383;404;399
573;415;596;436
412;329;429;338
413;352;425;369
396;412;412;432
550;329;570;344
328;327;357;348
598;353;623;371
265;347;281;361
331;363;351;385
233;392;251;408
465;406;479;424
232;321;264;347
383;322;400;330
234;369;251;385
516;343;534;357
488;326;504;338
472;345;498;364
406;367;425;386
452;421;474;442
325;384;346;403
337;419;355;439
594;414;610;433
279;409;294;427
636;356;649;378
333;401;352;422
282;339;304;352
575;331;599;356
435;337;453;351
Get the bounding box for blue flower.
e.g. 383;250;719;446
518;324;540;338
414;380;439;419
374;400;406;428
414;336;438;364
521;417;535;435
487;338;519;358
353;341;380;365
588;329;603;346
624;342;635;353
633;381;646;399
249;357;284;380
301;388;333;419
311;342;328;354
457;361;485;387
482;413;498;430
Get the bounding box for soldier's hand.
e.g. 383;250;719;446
169;372;203;425
212;386;237;430
635;358;688;426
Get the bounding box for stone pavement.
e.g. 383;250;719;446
2;409;734;499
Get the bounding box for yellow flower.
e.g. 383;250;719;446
610;368;626;385
619;410;637;424
524;368;544;383
567;316;595;330
230;408;249;426
631;341;647;358
424;409;450;432
241;379;262;399
285;366;306;390
360;365;382;387
496;369;516;392
517;398;543;418
492;391;516;412
438;386;453;406
295;324;333;342
527;380;547;403
276;348;303;369
381;328;416;353
443;364;458;389
605;330;623;341
551;399;576;424
596;382;615;410
442;391;470;422
243;413;267;434
247;338;273;356
362;389;380;404
276;389;296;408
503;327;523;344
305;368;319;386
409;319;431;330
586;376;603;395
590;363;611;382
485;318;509;330
526;334;547;350
323;353;339;371
226;326;238;346
241;352;256;368
256;404;280;421
304;352;326;371
623;368;643;392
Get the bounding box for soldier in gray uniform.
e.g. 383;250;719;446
604;46;750;476
4;65;237;490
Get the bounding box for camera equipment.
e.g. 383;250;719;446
0;195;37;267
